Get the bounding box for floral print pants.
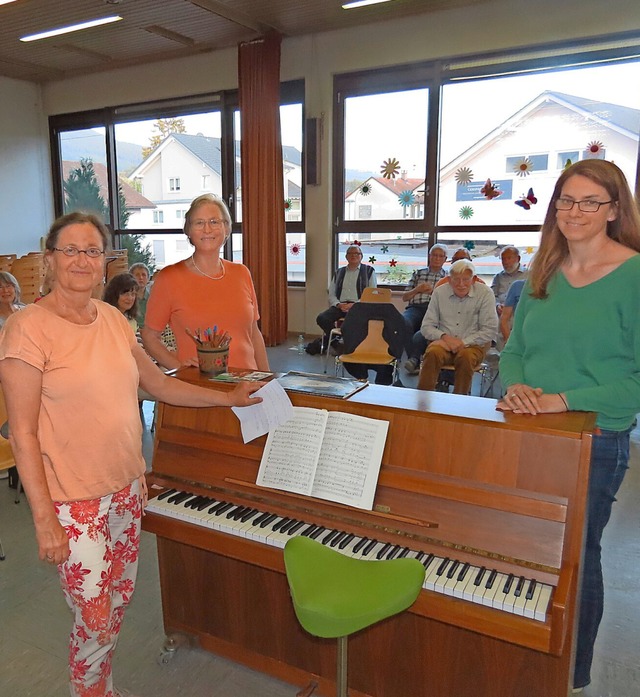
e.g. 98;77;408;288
55;479;142;697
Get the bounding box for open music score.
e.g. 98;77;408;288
256;406;389;510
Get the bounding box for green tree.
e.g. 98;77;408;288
119;234;157;275
141;117;186;159
63;158;108;220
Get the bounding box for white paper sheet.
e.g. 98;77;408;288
231;378;294;443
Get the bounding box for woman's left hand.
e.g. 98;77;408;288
227;381;264;407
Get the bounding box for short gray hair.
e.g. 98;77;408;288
0;271;21;303
429;243;448;256
449;259;475;276
184;194;232;235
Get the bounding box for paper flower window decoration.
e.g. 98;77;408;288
515;188;537;210
526;246;535;254
360;182;372;196
380;157;401;179
389;258;398;267
289;242;301;256
381;244;389;253
464;241;476;251
585;141;604;158
481;178;503;200
352;240;361;246
398;190;415;207
284;198;292;211
513;158;533;177
459;206;474;220
455;167;474;185
368;256;377;264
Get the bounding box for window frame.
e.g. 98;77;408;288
49;80;306;276
332;31;640;284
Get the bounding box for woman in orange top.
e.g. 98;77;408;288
141;194;269;372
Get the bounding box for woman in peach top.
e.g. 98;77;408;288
0;212;262;697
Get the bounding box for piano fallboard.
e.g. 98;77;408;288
143;369;595;697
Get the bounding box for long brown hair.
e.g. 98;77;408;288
528;160;640;298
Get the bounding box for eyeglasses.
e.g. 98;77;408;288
192;218;225;229
53;246;105;258
554;197;613;213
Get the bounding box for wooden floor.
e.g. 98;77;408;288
1;338;638;697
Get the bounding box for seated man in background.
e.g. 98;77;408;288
434;247;487;288
417;259;498;395
316;245;376;352
491;246;527;315
499;278;526;344
402;243;447;375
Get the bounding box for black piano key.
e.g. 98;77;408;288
352;537;369;554
525;579;537;600
157;488;177;501
457;562;470;582
398;547;410;558
215;502;235;516
259;513;278;528
436;557;450;576
330;531;347;548
446;560;460;579
309;526;326;540
226;505;246;519
514;576;526;598
300;524;317;537
167;491;192;504
485;569;497;589
474;566;487;586
322;529;339;545
196;498;216;511
502;573;515;594
339;533;355;550
251;511;270;526
362;539;378;556
272;517;290;532
376;543;391;560
233;506;252;520
240;508;259;523
186;496;205;509
287;520;305;535
208;500;229;515
386;545;401;560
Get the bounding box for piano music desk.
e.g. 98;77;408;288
143;368;595;697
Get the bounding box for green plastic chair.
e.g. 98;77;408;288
283;535;426;697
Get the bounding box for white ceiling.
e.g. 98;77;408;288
0;0;490;83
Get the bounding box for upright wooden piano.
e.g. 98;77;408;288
143;368;595;697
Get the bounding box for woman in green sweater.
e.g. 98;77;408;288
499;159;640;693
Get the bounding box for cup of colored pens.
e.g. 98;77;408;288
186;326;231;375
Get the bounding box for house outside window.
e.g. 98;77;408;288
169;177;181;192
153;210;164;224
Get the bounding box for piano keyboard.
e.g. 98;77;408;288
146;489;553;622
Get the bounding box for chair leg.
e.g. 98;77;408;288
336;635;348;697
0;534;5;560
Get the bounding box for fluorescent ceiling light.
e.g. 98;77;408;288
20;15;122;42
343;0;394;8
0;0;20;5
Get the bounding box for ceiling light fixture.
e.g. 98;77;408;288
342;0;394;8
0;0;20;6
20;15;123;42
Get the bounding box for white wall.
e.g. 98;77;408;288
0;76;52;256
6;0;639;329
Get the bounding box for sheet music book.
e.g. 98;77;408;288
256;406;389;510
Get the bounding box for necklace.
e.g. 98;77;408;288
191;255;226;281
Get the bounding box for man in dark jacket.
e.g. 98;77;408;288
316;245;376;351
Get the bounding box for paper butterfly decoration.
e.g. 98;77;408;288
481;178;502;200
515;188;538;210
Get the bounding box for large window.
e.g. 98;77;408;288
49;81;305;280
334;35;640;286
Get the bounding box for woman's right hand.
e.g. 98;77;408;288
497;383;543;414
35;514;70;565
227;381;264;407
